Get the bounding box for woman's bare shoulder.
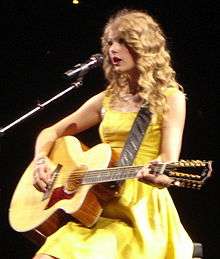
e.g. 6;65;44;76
85;91;106;108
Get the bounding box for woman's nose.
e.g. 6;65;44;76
110;42;120;53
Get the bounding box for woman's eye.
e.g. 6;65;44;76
107;40;113;46
118;38;125;44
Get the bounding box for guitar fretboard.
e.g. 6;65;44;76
81;166;143;185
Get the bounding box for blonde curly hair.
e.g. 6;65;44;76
101;9;183;115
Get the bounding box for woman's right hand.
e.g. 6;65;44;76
33;156;53;192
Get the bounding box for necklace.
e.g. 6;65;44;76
118;92;142;102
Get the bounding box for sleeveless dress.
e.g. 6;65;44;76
37;88;193;259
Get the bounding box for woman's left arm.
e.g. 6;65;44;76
159;90;186;162
137;90;186;187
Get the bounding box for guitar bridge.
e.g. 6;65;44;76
42;164;62;201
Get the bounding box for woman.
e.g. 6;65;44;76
33;9;193;259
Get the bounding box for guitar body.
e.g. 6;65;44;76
9;136;112;244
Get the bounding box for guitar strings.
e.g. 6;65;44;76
51;164;170;183
47;161;208;183
51;165;202;184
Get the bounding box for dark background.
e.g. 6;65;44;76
0;0;219;258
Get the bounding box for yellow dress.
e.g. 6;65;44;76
37;88;193;259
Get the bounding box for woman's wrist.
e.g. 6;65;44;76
35;157;46;165
34;153;47;165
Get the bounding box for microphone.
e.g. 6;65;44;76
64;53;103;80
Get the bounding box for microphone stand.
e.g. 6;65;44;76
0;78;83;137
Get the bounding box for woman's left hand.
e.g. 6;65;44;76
136;161;173;188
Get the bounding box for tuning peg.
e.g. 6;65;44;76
194;160;203;166
185;160;192;166
178;160;186;166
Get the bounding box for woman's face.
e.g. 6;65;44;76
107;29;136;74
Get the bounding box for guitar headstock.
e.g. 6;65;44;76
165;160;213;189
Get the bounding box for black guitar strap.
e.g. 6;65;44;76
117;103;152;167
109;103;152;188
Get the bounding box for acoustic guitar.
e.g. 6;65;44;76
9;136;212;245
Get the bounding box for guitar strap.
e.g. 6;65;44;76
117;103;152;166
109;103;152;188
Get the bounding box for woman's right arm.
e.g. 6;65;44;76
33;91;105;192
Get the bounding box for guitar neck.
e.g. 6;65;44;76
81;165;143;185
80;160;212;190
